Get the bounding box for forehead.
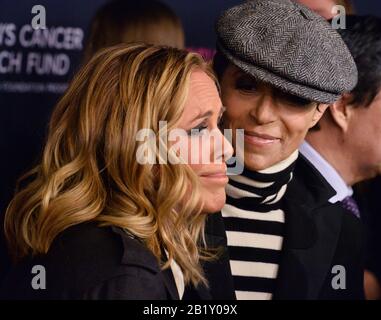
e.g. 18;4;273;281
297;0;336;10
184;70;221;114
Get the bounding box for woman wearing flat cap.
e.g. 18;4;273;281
184;0;364;300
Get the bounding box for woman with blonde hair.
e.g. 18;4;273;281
0;43;233;300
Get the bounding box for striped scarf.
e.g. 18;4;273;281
222;150;298;300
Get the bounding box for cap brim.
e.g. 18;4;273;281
218;43;340;104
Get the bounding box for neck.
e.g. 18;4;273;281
257;150;299;175
227;151;298;207
306;131;359;186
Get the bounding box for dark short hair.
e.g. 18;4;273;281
334;15;381;107
212;50;316;107
212;49;229;82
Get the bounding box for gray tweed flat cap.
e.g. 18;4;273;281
216;0;358;104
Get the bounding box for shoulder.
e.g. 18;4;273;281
292;155;361;217
288;155;362;224
285;155;363;261
288;155;336;204
334;201;363;249
286;156;364;298
48;222;160;273
290;155;363;257
1;222;168;299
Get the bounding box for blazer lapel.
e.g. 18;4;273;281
113;227;180;300
162;262;213;300
195;284;212;300
161;267;180;300
182;282;213;300
275;200;343;299
204;213;236;300
183;213;236;300
274;156;343;300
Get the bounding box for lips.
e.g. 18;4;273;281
244;130;281;146
199;166;229;183
200;172;227;178
200;168;227;177
245;131;280;140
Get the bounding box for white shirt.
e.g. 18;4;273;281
299;141;353;203
165;250;185;299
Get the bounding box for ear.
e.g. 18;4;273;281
328;93;354;132
309;103;329;128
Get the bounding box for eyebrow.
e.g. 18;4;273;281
191;106;225;122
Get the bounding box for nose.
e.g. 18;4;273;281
249;89;277;125
211;128;234;164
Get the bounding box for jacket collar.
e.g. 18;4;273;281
111;226;180;300
202;213;236;300
274;155;343;299
300;141;353;203
161;267;180;300
285;154;336;208
111;226;160;272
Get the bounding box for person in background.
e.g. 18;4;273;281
186;0;362;300
355;176;381;300
83;0;185;61
296;0;354;19
299;0;381;301
302;15;381;220
0;44;233;299
303;15;381;300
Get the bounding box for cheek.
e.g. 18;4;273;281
173;136;206;165
188;163;203;175
349;118;381;165
184;136;216;165
375;124;381;159
281;112;314;151
222;96;252;128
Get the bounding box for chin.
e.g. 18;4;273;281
202;191;227;214
366;168;379;180
244;152;278;171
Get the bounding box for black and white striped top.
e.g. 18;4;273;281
222;151;298;300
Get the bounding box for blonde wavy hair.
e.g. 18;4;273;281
4;43;217;286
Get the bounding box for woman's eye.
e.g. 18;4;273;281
235;77;257;93
278;92;313;108
217;115;223;126
187;124;209;136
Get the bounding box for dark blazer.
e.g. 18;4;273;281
0;222;210;300
183;215;236;300
196;155;364;300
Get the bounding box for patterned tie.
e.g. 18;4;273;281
341;196;361;219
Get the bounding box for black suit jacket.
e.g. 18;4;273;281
0;222;210;300
197;156;364;300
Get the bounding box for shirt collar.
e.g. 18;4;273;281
299;141;353;203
